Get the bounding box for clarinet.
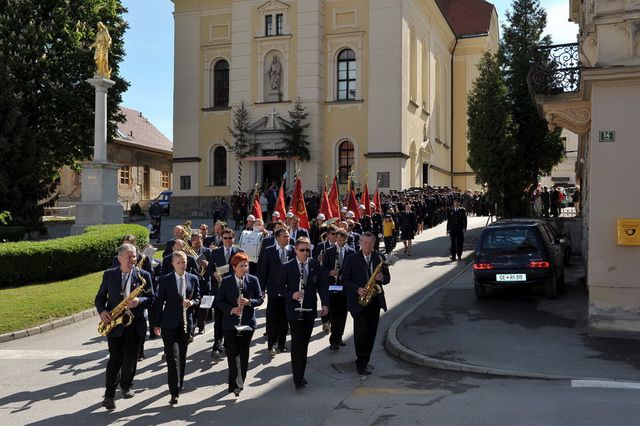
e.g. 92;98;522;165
297;269;305;321
182;290;188;334
236;279;245;335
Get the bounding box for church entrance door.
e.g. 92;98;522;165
262;160;286;189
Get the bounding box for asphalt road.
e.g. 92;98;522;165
2;216;639;425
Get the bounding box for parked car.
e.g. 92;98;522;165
546;221;572;266
473;219;565;299
151;190;172;216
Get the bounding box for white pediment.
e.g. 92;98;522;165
258;0;290;12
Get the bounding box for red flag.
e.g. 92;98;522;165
373;189;382;213
274;180;287;219
289;178;310;229
320;183;333;219
328;176;340;220
362;184;371;216
347;187;360;220
251;190;263;220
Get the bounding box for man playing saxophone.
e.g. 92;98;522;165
341;232;390;376
95;243;155;411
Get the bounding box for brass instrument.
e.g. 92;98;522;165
98;267;147;336
180;221;207;276
358;253;398;306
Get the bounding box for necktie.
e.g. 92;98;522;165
365;256;371;278
121;273;130;296
179;275;187;333
225;248;230;263
339;248;344;269
280;247;286;263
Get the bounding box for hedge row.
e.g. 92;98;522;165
0;224;149;287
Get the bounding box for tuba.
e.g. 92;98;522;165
358;253;398;306
98;267;147;336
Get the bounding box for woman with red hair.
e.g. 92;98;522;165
215;252;264;397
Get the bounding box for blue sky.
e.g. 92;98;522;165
119;0;577;142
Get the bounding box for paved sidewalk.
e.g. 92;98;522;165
387;257;640;381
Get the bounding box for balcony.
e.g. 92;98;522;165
528;43;581;96
528;42;590;135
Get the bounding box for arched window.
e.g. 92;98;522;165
213;60;229;108
337;49;356;101
338;140;354;184
213;146;227;186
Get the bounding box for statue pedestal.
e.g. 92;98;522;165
266;90;282;102
71;162;123;234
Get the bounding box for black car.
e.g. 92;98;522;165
473;219;565;298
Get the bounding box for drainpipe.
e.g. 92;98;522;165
450;37;458;188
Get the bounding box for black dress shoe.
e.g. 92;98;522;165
302;378;308;385
169;395;179;405
295;383;306;390
357;368;372;375
330;343;340;351
277;346;288;353
450;256;456;261
102;397;116;410
338;340;346;346
122;389;134;399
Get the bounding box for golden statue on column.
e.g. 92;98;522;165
90;22;112;79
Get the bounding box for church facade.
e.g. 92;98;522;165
170;0;498;216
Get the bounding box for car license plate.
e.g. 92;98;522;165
496;273;527;282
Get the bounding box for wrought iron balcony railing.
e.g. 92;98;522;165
528;42;581;96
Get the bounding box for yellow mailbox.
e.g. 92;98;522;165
617;219;640;245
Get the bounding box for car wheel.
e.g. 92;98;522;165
557;271;566;294
545;273;557;299
474;280;489;298
564;248;571;266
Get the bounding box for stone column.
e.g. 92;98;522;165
71;77;123;235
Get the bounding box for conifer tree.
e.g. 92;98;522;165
280;97;311;161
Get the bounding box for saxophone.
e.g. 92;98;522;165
358;253;397;306
98;265;148;336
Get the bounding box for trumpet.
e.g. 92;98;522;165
180;221;207;276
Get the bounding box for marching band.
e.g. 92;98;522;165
95;206;393;410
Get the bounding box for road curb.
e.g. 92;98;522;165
0;307;98;344
384;261;631;382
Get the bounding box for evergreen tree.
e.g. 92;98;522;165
0;0;129;229
467;52;520;216
226;101;254;192
501;0;563;212
280;97;310;161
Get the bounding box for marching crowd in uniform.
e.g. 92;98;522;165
95;185;476;411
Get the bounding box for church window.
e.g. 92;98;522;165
120;165;131;185
338;140;355;184
276;14;284;35
213;60;229;108
337;49;356;101
213;146;227;186
265;15;273;36
161;170;170;188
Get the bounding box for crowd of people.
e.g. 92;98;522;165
95;185;481;411
528;185;581;217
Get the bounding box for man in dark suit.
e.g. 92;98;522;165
277;237;329;389
289;215;309;241
258;228;295;357
191;232;212;334
342;232;391;375
309;214;326;247
321;229;355;351
164;225;185;255
313;224;337;260
371;203;383;252
153;251;201;406
446;198;467;260
209;228;244;358
96;243;155;411
204;221;225;248
161;239;199;276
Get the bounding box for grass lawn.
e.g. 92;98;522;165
0;249;164;334
0;271;103;335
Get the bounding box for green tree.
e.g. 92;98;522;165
226;101;254;192
501;0;563;212
0;0;129;230
280;97;310;162
467;52;520;216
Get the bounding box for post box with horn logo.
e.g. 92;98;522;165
617;219;640;245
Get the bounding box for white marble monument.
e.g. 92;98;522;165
70;77;123;234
